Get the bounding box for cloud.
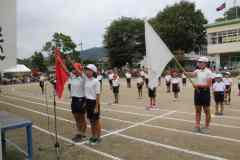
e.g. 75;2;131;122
17;0;233;58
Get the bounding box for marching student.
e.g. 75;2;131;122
112;72;120;103
68;63;87;142
39;75;45;95
136;73;144;98
223;72;233;105
85;64;102;145
171;70;181;101
97;70;103;90
125;71;132;88
108;70;114;89
147;76;158;110
188;56;213;134
212;74;225;116
182;73;187;87
140;69;145;78
144;71;149;88
165;71;172;92
237;77;240;96
158;76;161;86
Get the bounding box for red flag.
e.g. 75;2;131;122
55;48;69;98
216;3;226;11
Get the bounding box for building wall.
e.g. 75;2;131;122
207;23;240;33
208;42;240;54
206;20;240;70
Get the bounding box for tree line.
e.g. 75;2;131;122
18;1;238;70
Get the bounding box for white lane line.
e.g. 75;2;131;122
176;111;240;121
3;95;154;117
3;94;240;130
142;124;240;143
1;95;136;124
33;125;124;160
117;134;227;160
2;100;240;144
101;111;176;138
0;101;110;133
7;92;240;120
162;117;240;129
5;139;28;156
0;101;235;159
228;108;240;112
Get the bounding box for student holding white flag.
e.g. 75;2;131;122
145;20;213;134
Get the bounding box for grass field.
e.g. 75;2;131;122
0;78;240;160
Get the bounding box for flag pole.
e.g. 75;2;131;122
172;56;195;87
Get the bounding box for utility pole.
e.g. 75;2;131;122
234;0;238;19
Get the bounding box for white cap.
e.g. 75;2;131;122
86;64;97;73
197;56;209;63
225;72;231;75
215;74;223;78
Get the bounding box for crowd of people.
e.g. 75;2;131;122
37;56;240;144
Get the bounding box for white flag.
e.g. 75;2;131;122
145;21;174;89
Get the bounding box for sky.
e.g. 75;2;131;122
17;0;237;58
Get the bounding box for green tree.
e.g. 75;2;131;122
31;51;47;72
42;32;81;66
216;7;240;22
151;1;208;54
104;17;145;67
17;58;32;69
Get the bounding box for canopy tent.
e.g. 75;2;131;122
2;64;31;73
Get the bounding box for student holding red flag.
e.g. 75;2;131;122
55;48;87;142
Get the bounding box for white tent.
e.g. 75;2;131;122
2;64;31;73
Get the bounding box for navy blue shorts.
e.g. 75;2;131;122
113;86;119;94
85;99;100;123
194;88;211;107
214;91;224;103
71;97;85;114
172;84;180;93
148;88;156;98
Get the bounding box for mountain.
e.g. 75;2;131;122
80;47;108;60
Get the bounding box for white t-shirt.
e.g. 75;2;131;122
140;71;145;77
125;73;132;79
112;79;120;87
69;74;85;98
182;74;186;79
194;68;212;86
223;78;233;86
108;73;114;80
40;76;45;81
213;81;225;92
165;75;171;82
144;73;149;79
137;77;144;84
85;77;100;100
171;77;181;84
97;75;103;81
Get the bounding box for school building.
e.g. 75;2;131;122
205;18;240;70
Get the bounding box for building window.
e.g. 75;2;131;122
208;28;240;45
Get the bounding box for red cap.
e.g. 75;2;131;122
73;63;83;71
